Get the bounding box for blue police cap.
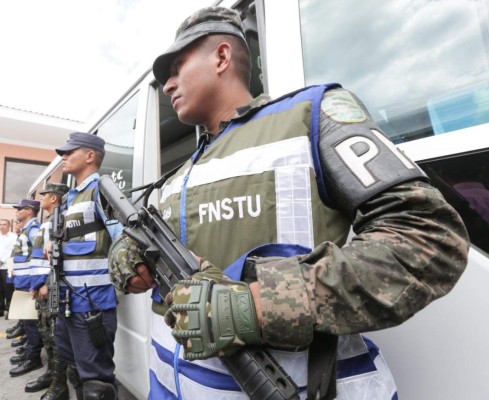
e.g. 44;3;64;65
55;132;105;156
12;198;40;212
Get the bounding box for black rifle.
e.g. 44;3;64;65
99;174;299;400
47;206;71;337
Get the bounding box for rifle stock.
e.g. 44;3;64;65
99;174;299;400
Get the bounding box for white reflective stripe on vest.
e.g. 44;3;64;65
61;273;111;287
149;311;309;399
161;136;315;248
336;335;397;400
275;165;314;248
18;234;29;255
12;267;30;275
65;200;97;241
161;136;313;201
29;258;49;268
12;262;29;271
29;266;50;276
337;351;397;400
65;200;95;217
41;221;51;247
63;258;108;272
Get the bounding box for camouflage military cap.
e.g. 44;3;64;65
39;183;70;196
153;6;247;85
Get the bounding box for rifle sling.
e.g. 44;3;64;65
64;220;105;240
307;332;338;400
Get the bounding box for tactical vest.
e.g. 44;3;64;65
29;220;51;291
153;85;399;400
161;84;350;266
154;85;352;399
12;218;40;290
61;177;116;312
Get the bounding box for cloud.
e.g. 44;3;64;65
0;0;204;122
300;0;489;111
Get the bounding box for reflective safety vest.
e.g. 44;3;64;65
29;220;51;291
152;85;397;399
61;177;116;312
11;218;40;290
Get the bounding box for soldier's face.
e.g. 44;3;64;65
61;148;90;174
163;42;217;128
15;208;31;223
40;193;54;211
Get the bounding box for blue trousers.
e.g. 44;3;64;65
24;318;43;359
55;309;117;382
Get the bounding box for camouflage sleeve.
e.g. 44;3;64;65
108;234;145;294
257;180;469;343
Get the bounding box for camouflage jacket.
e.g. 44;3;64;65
257;179;469;346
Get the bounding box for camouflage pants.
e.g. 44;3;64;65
36;299;56;364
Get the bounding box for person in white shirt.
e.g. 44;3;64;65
0;219;18;318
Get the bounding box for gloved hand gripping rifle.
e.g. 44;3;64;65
99;174;299;400
48;206;71;337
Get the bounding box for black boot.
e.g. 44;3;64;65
67;364;83;400
26;348;54;392
10;353;27;365
9;357;43;377
25;369;52;392
6;326;25;339
83;380;117;400
6;320;22;334
41;360;69;400
16;345;27;355
11;335;27;347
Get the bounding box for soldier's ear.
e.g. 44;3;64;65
85;149;96;164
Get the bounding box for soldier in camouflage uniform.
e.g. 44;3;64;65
25;183;70;399
109;7;469;400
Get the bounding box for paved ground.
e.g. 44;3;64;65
0;315;137;400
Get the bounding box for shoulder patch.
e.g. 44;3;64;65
321;89;367;123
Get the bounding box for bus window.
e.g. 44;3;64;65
46;163;70;188
30;164;70;222
157;84;198;176
299;0;489;143
246;30;264;97
97;92;139;191
3;159;49;204
418;150;489;254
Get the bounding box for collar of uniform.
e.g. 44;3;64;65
75;172;100;192
236;94;272;118
23;217;38;230
213;93;273;137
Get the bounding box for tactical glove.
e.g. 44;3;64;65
164;264;263;360
108;234;144;294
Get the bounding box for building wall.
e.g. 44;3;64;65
0;143;55;226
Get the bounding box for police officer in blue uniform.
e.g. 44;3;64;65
54;132;122;400
9;199;44;377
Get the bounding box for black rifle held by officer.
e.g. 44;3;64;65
47;206;70;337
99;174;299;400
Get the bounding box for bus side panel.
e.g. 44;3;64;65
366;248;489;399
113;293;152;400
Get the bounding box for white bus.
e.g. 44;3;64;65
29;0;489;399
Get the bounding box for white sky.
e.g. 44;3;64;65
0;0;210;123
